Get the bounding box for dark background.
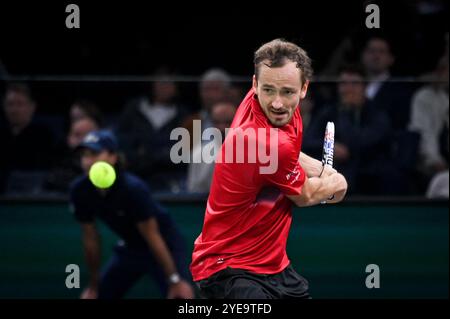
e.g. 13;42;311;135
0;1;448;113
1;1;446;75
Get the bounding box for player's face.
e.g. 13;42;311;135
81;149;118;174
253;60;308;127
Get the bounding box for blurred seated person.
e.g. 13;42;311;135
409;55;449;190
299;87;319;132
182;68;232;149
186;101;236;193
43;116;101;193
198;68;232;127
426;170;449;199
228;84;246;107
115;67;188;192
69;99;104;127
361;36;413;131
303;65;402;195
0;83;56;194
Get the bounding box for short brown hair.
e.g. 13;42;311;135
254;39;313;85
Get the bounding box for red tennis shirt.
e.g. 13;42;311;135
190;89;306;281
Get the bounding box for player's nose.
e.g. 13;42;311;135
271;97;283;109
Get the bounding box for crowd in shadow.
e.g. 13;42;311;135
0;36;448;198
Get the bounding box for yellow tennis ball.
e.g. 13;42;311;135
89;161;116;189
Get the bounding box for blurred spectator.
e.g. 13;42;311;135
182;68;232;149
228;84;246;107
69;99;104;127
115;67;188;192
361;36;413;130
186;101;236;193
300;96;315;131
199;68;232;120
409;54;449;191
303;65;404;195
300;87;319;131
426;170;449;199
67;117;101;149
0;83;56;194
43;117;100;193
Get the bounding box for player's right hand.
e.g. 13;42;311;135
80;286;98;299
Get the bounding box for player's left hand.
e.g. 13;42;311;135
320;165;337;178
167;279;195;299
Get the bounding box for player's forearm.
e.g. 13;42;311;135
290;173;347;207
299;152;323;177
82;235;101;287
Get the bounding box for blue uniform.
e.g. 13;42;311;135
69;171;189;298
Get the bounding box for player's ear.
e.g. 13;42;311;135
252;75;258;93
300;80;309;99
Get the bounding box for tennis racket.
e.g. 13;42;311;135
322;121;335;168
321;122;335;203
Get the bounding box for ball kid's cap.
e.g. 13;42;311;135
77;130;118;153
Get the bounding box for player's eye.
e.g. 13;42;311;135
263;88;274;94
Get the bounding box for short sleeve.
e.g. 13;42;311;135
260;141;306;196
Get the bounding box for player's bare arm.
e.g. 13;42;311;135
80;223;101;299
137;218;194;299
287;172;348;207
299;152;337;177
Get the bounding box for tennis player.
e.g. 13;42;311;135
191;39;348;299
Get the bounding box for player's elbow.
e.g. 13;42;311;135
288;189;315;207
289;177;323;207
